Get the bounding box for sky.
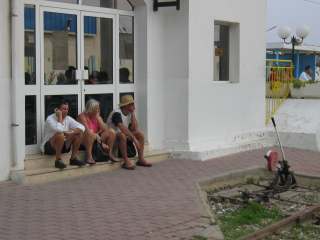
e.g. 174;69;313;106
267;0;320;45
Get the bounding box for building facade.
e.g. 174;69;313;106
267;42;320;80
0;0;266;182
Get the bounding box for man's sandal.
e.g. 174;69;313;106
121;163;135;170
136;161;152;167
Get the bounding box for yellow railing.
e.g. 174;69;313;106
265;59;294;124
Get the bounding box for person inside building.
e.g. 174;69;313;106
299;65;313;81
78;99;117;164
42;99;86;169
315;61;320;81
107;94;152;170
65;66;77;85
119;67;131;83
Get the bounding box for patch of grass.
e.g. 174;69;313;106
218;202;283;240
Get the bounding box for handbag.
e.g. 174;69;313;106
92;141;110;162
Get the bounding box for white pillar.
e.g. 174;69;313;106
10;0;25;182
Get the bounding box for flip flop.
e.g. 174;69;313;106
86;159;96;165
109;156;120;163
136;161;152;167
121;163;135;170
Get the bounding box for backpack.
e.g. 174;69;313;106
118;139;137;158
92;141;110;162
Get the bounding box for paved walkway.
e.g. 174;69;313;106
0;147;319;240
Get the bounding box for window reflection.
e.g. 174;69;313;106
82;0;133;11
25;96;37;145
119;92;134;101
84;17;113;85
214;23;229;81
119;15;134;84
25;5;36;85
44;12;78;85
85;94;113;121
46;0;78;3
45;95;78;120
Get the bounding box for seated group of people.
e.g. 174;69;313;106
41;95;151;170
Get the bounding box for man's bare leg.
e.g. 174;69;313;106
118;132;134;169
50;133;65;160
100;129;117;162
133;130;152;166
69;131;83;160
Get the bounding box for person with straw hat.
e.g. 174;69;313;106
107;94;152;170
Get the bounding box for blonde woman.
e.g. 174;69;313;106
78;99;117;164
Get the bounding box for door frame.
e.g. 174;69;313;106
24;1;136;154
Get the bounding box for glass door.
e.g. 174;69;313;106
80;12;116;121
37;6;135;154
40;7;81;127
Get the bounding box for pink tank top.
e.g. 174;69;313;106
86;115;100;133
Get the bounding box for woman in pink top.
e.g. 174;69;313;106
78;99;117;164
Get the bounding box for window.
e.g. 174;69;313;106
46;0;78;3
25;96;37;145
214;21;239;82
25;5;36;85
119;15;134;84
82;0;133;11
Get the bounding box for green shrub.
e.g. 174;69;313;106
292;79;306;89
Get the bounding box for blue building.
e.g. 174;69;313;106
267;42;320;80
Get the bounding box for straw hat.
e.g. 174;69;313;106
119;94;134;107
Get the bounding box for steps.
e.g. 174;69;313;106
23;150;170;185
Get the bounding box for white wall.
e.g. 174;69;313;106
186;0;267;157
0;0;13;180
135;4;148;142
144;0;189;150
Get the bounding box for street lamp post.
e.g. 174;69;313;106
277;26;310;66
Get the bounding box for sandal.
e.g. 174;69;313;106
109;156;120;163
136;161;152;167
121;163;135;170
86;159;96;165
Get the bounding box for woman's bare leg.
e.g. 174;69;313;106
82;130;96;164
100;129;117;162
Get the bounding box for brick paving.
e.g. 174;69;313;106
0;147;319;240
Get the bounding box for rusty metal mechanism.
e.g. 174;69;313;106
268;117;297;191
239;117;297;203
153;0;180;11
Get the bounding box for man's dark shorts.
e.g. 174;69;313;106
44;141;71;155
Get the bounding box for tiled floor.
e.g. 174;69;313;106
0;147;319;240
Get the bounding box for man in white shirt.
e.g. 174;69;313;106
107;95;152;170
299;65;312;81
315;61;320;81
42;100;85;169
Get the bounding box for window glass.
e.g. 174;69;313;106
84;16;113;85
214;23;229;81
25;5;36;85
43;12;78;85
46;0;78;3
25;96;37;145
119;92;134;101
82;0;133;11
85;94;113;121
45;95;78;120
119;15;134;84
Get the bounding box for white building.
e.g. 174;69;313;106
0;0;267;182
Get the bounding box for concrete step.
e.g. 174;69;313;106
25;144;153;170
23;150;170;185
25;151;86;171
